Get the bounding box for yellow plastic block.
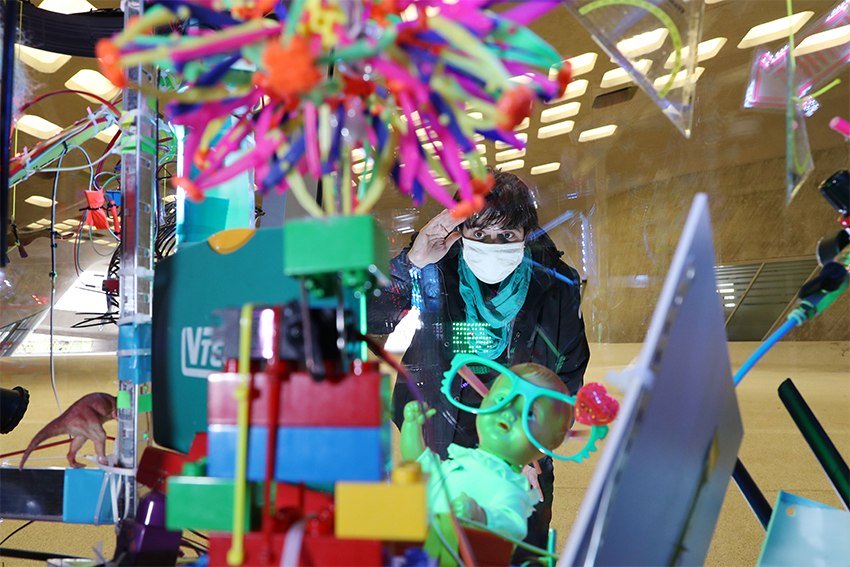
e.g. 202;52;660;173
335;477;427;541
207;228;256;254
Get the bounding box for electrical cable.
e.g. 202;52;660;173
48;151;67;415
0;521;34;547
733;318;799;387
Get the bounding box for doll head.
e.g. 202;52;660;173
475;363;573;469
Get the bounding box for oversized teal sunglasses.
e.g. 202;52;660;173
441;353;609;462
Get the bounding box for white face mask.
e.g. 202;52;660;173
462;238;526;284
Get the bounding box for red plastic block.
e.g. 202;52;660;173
137;447;193;492
207;532;383;566
274;483;334;517
208;364;387;426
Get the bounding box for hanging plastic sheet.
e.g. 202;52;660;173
786;101;815;203
562;0;705;138
757;491;850;566
744;0;850;111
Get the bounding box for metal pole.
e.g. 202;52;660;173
778;378;850;510
731;458;773;529
116;0;156;517
1;0;20;268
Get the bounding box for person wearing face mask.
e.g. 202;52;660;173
368;170;589;558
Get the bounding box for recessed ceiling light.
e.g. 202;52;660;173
15;44;71;74
39;0;95;13
549;53;598;80
530;162;561;175
495;148;526;162
63;219;81;226
705;0;726;3
615;28;669;60
495;159;524;172
737;12;814;49
467;111;483;120
351;148;366;162
495;133;528;149
353;160;373;175
25;195;56;207
665;37;727;68
36;218;52;226
541;102;581;123
510;74;534;85
600;60;652;88
537;120;574;139
65;69;121;103
578;124;618;142
435;177;452;186
95;124;121;143
472;133;484;142
25;222;43;230
15;114;62;139
653;67;705;91
514;117;530;131
795;24;850;57
548;79;589;104
476;144;486;154
93;238;112;245
162;195;177;203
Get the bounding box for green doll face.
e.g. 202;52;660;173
475;375;567;469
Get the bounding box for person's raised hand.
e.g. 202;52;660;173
19;393;117;469
407;209;469;268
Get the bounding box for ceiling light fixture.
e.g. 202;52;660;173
795;24;850;56
615;28;669;60
600;60;652;88
495;148;526;162
65;69;121;103
15;44;71;74
530;162;561;175
63;219;81;226
537;120;574;139
737;12;814;49
351;148;366;162
549;52;598;79
540;102;581;123
476;143;486;154
495;159;524;172
653;67;705;91
510;74;534;85
578;124;618;142
548;79;589;104
24;195;56;207
39;0;95;14
95;124;120;143
665;37;727;68
495;134;527;150
25;222;43;230
467;111;483;120
36;218;52;226
514;117;530;131
15;115;62;140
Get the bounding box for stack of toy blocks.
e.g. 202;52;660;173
166;360;428;565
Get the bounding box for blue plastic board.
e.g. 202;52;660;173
62;468;114;524
207;424;390;483
758;491;850;566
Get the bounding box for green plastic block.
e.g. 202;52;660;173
283;215;389;290
166;476;253;532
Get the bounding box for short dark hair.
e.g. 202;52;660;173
463;171;539;235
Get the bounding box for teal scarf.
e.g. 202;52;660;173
458;249;532;359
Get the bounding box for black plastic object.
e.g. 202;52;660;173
778;378;850;511
0;467;64;521
731;459;773;529
819;170;849;215
0;386;29;434
817;228;850;266
18;2;123;58
0;0;19;268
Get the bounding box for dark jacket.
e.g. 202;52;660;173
368;232;590;457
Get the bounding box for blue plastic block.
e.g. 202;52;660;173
207;425;390;483
118;322;152;384
63;468;114;524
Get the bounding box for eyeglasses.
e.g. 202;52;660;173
441;353;610;462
